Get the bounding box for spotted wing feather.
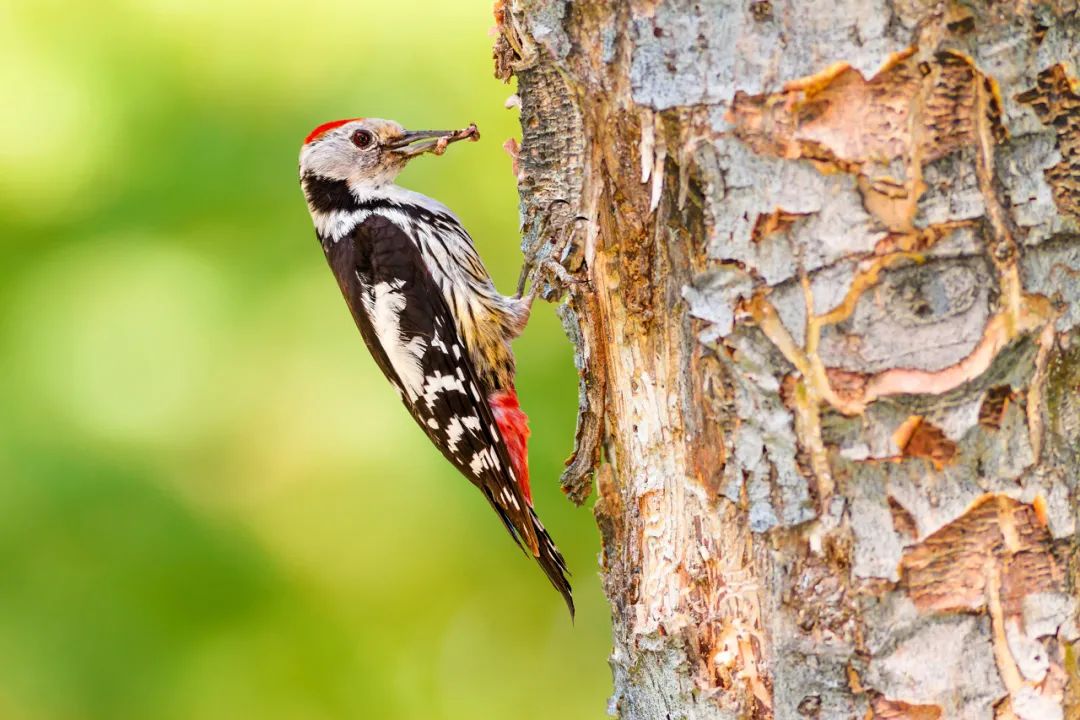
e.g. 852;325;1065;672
322;215;572;612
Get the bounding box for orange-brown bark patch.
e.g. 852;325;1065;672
872;220;974;255
978;385;1014;430
892;415;957;469
887;496;919;543
728;50;1004;231
688;344;730;498
1017;64;1080;220
778;373;799;410
872;696;944;719
750;209;810;243
899;495;1062;615
729;54;919;166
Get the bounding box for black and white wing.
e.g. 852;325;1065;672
322;214;572;612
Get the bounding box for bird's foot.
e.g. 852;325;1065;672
515;204;585;301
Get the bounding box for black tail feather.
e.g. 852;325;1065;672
530;508;574;618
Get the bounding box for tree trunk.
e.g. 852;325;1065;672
495;2;1080;718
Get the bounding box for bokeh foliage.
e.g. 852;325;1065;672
0;1;610;717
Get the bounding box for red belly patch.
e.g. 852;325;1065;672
489;388;531;504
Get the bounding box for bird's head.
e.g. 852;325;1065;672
299;117;478;191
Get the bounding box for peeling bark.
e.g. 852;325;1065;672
496;2;1080;718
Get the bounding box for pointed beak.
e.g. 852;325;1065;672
387;124;480;157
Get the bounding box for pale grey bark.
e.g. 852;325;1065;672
496;2;1080;718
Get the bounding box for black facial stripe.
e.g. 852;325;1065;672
302;174;361;214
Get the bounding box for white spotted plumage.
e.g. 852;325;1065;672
364;279;427;401
314;185;528;392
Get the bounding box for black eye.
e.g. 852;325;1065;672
351;129;375;149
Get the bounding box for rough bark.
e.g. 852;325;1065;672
495;2;1080;718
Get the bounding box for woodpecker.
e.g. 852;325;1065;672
298;117;573;614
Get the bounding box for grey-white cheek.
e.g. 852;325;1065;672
308;155;350;180
300;137;361;181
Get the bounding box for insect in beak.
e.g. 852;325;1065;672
387;124;480;157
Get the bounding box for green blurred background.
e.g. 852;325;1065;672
0;1;610;717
